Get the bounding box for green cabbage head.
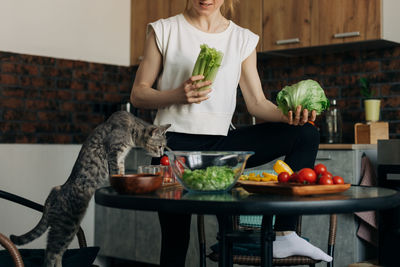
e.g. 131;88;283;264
276;79;330;115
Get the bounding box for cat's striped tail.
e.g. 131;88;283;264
9;187;59;246
10;212;48;245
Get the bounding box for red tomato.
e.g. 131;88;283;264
333;176;345;184
298;168;317;184
160;155;170;166
318;176;333;185
174;157;186;173
289;172;299;183
278;172;290;183
314;163;327;176
322;171;333;179
175;160;185;172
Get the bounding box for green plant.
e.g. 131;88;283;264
359;77;375;98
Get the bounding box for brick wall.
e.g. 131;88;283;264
1;46;400;144
236;46;400;142
0;52;139;143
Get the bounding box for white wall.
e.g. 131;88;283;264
383;0;400;42
0;144;96;250
0;0;131;66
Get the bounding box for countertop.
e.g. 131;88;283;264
319;143;377;150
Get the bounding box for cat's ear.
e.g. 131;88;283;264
159;124;171;134
150;124;170;136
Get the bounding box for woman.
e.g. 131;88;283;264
130;0;332;266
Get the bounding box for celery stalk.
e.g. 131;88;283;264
191;44;224;91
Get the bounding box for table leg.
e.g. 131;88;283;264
261;215;275;267
217;215;233;267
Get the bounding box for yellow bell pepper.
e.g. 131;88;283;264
261;172;278;181
248;176;261;181
273;160;293;175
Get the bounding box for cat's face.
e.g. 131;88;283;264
143;124;170;157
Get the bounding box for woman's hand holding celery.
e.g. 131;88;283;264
177;75;212;104
175;44;223;105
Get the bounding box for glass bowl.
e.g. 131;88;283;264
165;151;254;193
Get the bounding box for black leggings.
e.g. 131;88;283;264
156;122;320;267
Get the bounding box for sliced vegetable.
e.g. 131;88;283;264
273;160;294;175
181;166;234;191
192;44;224;91
276;79;330;115
261;172;278;182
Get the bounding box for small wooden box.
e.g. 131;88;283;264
354;122;389;144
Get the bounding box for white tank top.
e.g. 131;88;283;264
148;14;259;136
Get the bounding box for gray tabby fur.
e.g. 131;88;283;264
10;111;170;267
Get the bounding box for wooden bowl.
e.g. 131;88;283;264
110;174;163;194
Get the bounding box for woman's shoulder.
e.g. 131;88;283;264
150;13;182;28
229;21;259;39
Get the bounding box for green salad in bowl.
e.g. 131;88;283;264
165;151;254;193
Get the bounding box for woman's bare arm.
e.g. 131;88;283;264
130;29;212;109
239;50;316;125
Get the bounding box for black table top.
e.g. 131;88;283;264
95;185;400;216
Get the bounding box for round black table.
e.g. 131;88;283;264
95;185;400;267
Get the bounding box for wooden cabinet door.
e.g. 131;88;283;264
262;0;312;51
311;0;381;46
169;0;186;16
231;0;263;51
130;0;186;65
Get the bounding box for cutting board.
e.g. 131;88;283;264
238;180;351;196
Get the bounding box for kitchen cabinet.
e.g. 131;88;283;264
130;0;186;65
231;0;263;52
312;0;381;46
262;0;400;52
262;0;312;51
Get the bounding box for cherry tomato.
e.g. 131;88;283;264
160;155;170;166
333;176;345;184
298;168;317;184
175;160;185;172
322;171;333;179
278;172;290;183
174;157;186;173
289;172;299;183
318;176;333;185
314;163;327;176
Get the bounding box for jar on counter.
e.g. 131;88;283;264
322;99;342;143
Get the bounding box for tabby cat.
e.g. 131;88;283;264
10;111;170;267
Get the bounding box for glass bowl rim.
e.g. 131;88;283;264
165;151;255;156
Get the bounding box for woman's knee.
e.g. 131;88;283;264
297;123;320;148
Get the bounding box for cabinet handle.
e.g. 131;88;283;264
276;38;300;45
333;31;360;39
138;56;144;61
316;156;332;160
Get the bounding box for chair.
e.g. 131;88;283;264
197;214;337;267
0;190;99;267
